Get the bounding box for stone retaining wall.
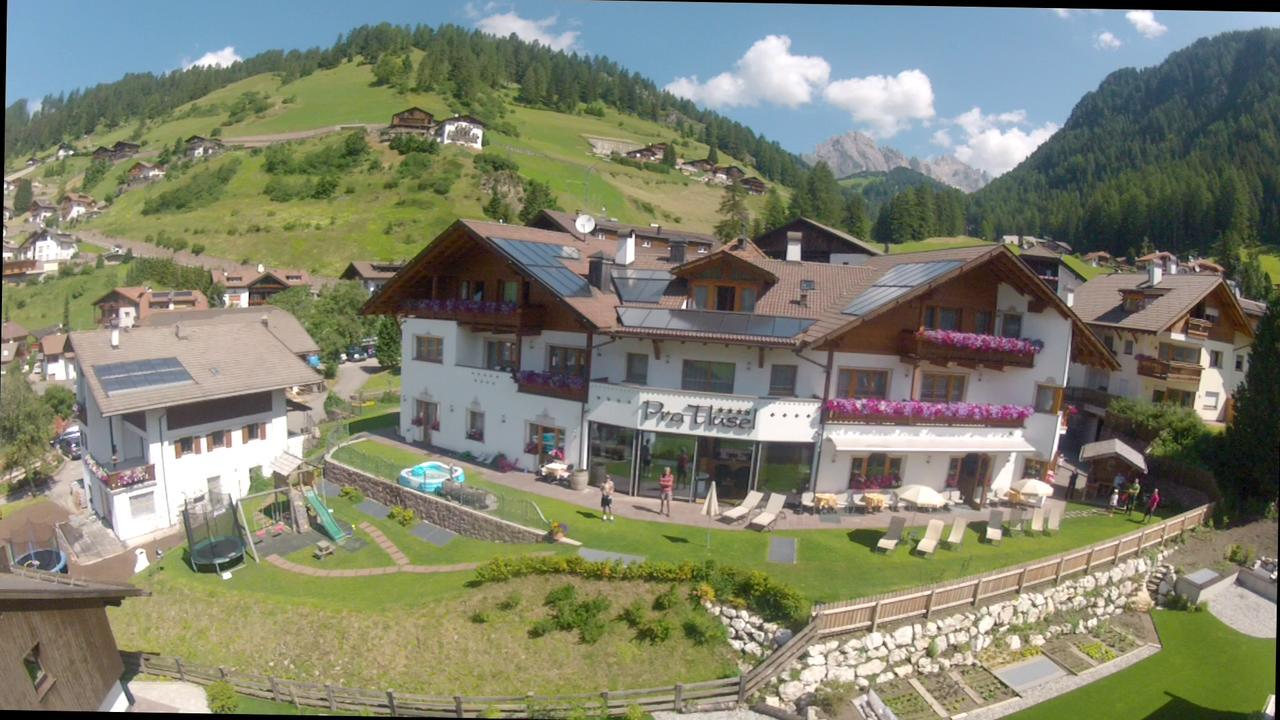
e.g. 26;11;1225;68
323;457;545;545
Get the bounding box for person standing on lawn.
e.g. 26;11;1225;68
600;476;615;522
1142;488;1161;523
1108;488;1120;516
659;467;675;517
1067;469;1080;501
1126;478;1142;517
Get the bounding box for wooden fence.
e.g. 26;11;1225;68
806;505;1209;637
122;652;742;717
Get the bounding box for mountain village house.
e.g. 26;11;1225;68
1065;264;1255;430
93;287;210;329
365;219;1115;507
55;142;76;160
0;560;145;712
211;266;311;308
754;217;883;265
531;209;717;254
341;261;405;294
184;136;225;160
60;193;97;223
126;162;166;184
69;321;319;543
384;106;435;138
29;200;57;225
91;141;140;163
712;165;746;184
135;305;323;372
40;333;76;382
436;115;485;149
739;177;768;195
13;229;77;265
1016;244;1088;297
624;143;668;162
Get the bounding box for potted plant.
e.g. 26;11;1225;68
411;415;424;427
548;521;568;542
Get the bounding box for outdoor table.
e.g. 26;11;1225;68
815;493;840;512
314;540;334;561
541;462;569;481
863;493;887;512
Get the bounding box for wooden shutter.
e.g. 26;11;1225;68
174;440;183;459
242;426;251;444
258;423;267;440
194;436;203;454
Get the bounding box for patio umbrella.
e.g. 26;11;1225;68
701;482;721;517
897;484;946;509
1012;478;1054;497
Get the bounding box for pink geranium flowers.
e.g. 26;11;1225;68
825;398;1034;425
916;329;1043;357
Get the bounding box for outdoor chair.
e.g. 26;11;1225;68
916;519;945;557
800;491;817;515
944;517;968;550
876;515;908;553
1008;507;1026;535
747;493;788;531
1029;506;1046;534
849;492;868;514
1046;503;1063;534
834;489;854;513
985;509;1005;544
720;490;763;523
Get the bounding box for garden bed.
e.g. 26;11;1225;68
956;665;1018;705
874;679;937;720
918;671;980;715
1039;638;1095;675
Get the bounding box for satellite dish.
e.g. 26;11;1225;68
574;214;596;235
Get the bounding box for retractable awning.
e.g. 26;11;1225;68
824;430;1036;454
1079;438;1147;472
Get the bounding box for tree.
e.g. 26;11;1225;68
62;294;70;329
661;141;677;168
43;385;76;420
0;375;54;492
714;182;751;243
518;179;561;225
372;54;402;86
762;188;789;233
1219;297;1280;514
843;192;870;240
13;179;33;215
483;189;512;223
374;315;401;371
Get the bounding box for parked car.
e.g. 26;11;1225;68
57;435;82;460
346;346;368;362
52;425;80;447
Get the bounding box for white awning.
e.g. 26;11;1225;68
825;430;1036;454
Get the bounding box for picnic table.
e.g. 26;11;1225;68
815;493;840;512
863;493;888;512
540;462;570;482
313;540;334;561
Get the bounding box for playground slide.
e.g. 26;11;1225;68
304;490;348;542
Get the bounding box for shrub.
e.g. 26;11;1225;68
1078;641;1116;662
142;158;240;215
470;609;492;624
191;243;206;255
339;486;364;504
812;680;857;716
635;617;672;644
474;153;520;175
496;592;522;611
618;599;647;627
1227;544;1256;566
206;681;239;714
653;584;681;612
681;613;728;646
691;582;716;604
388;505;416;527
623;705;648;720
545;583;578;608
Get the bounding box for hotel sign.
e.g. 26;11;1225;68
641;400;755;431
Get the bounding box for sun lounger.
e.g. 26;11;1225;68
916;519;945;557
1046;503;1063;534
747;493;788;531
850;492;868;514
834;490;854;513
800;491;816;515
1029;506;1045;534
720;490;763;523
1008;507;1026;535
876;516;908;553
944;517;968;550
986;509;1004;544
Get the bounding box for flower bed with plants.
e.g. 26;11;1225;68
400;298;519;316
825;398;1035;427
915;329;1044;357
516;371;587;397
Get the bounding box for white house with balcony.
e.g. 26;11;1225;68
436;116;485;150
68;321;319;543
365;219;1117;508
13;229;77;264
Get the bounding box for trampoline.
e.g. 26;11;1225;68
16;548;69;574
183;494;249;573
189;536;245;571
5;521;68;574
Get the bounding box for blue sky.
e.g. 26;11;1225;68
6;3;1277;175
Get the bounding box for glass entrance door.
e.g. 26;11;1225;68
638;432;697;500
694;437;755;502
588;423;636;494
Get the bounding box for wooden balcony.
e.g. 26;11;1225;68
1185;317;1212;339
1137;357;1202;383
84;454;155;492
899;330;1037;369
824;411;1026;428
1064;386;1116;411
823;400;1031;428
516;373;588;402
400;301;546;334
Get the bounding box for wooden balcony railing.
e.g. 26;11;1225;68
1064;386;1116;411
823;400;1032;428
899;330;1037;369
400;300;546;333
516;372;588;402
1136;357;1202;383
84;454;155;491
1186;317;1212;339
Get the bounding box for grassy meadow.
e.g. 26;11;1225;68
1;264;139;332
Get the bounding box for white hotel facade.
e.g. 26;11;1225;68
369;219;1117;506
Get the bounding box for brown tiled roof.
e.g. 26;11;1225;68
212;267;310;289
536;209;717;246
40;333;69;356
763;217;884;257
1071;272;1250;335
136;305;320;356
70;322;320;416
2;321;31;342
93;286;148;307
341;261;404;281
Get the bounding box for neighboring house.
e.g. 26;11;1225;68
435;116;485;149
91;146;115;161
711;165;745;184
1;260;44;282
14;229;77;263
126;162;165;183
365;218;1115;506
69;321;320;543
136;305;322;369
624;143;667;162
211;266;310;308
111;141;140;159
40;333;76;381
1182;258;1225;275
530;209;717;254
29;200;57;225
0;341;19;374
385;106;436;137
1083;251;1113;267
0;561;145;712
754;216;883;265
739;177;767;195
185;136;225;160
341;261;405;294
680;158;717;173
1135;251;1180;274
1017;244;1088;296
1065;266;1256;430
1;239;16;261
92;287;209;329
60;193;96;222
55;142;76;160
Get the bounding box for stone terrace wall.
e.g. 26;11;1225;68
323;456;545;544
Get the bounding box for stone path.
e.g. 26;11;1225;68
1207;583;1277;638
360;522;410;566
126;680;211;713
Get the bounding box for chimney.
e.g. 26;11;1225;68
1148;264;1162;287
587;252;610;291
1061;287;1075;308
669;239;687;264
616;231;636;266
256;263;265;273
785;231;802;262
174;323;184;339
110;328;120;348
260;315;270;328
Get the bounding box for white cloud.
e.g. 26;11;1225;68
183;46;243;70
823;69;935;139
475;11;579;51
1094;31;1123;50
28;98;43;115
1126;10;1168;39
1050;9;1101;19
944;107;1058;176
463;2;500;20
1052;9;1073;18
931;129;953;148
664;35;830;109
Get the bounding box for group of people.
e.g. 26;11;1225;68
1109;471;1161;522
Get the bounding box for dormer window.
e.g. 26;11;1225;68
697;245;709;254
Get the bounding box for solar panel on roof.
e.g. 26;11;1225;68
842;260;963;316
93;356;193;396
491;238;592;298
617;308;814;339
611;268;672;303
800;280;816;291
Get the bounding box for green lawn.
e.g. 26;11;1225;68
888;236;993;255
331;439;1177;605
1009;610;1276;720
357;367;401;397
1061;253;1110;281
232;693;357;716
1258;247;1280;285
0;263;139;332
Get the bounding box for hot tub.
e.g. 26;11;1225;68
398;461;465;494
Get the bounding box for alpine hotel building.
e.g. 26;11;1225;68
365;219;1117;506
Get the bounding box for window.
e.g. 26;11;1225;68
23;644;52;698
414;335;443;363
1204;392;1220;411
485;340;516;371
471;280;485;302
501;280;519;303
681;359;735;394
458;280;470;300
175;436;200;458
741;287;757;312
415;400;438;430
693;286;709;309
1209;350;1223;368
836;368;888;399
923;306;961;331
1022;458;1048;479
974;311;993;335
999;313;1023;339
206;430;227;450
849;454;904;486
716;285;736;310
919;373;965;403
1103;334;1115;352
945;457;962;488
1235;353;1246;372
242;422;266;443
548;346;588;378
1123;339;1134;355
1033;384;1063;413
129;491;155;518
466;410;484;442
527;424;565;458
769;365;797;396
1158;343;1199;365
626;353;649;384
1154;388;1195;408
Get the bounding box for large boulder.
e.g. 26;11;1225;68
893;625;914;646
799;666;827;684
977;615;995;634
778;681;805;703
865;632;885;650
774;628;794;647
805;654;826;667
1006;635;1022;652
856;658;886;678
828;666;858;684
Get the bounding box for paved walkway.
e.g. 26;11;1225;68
126;680;210;713
1207;582;1277;638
